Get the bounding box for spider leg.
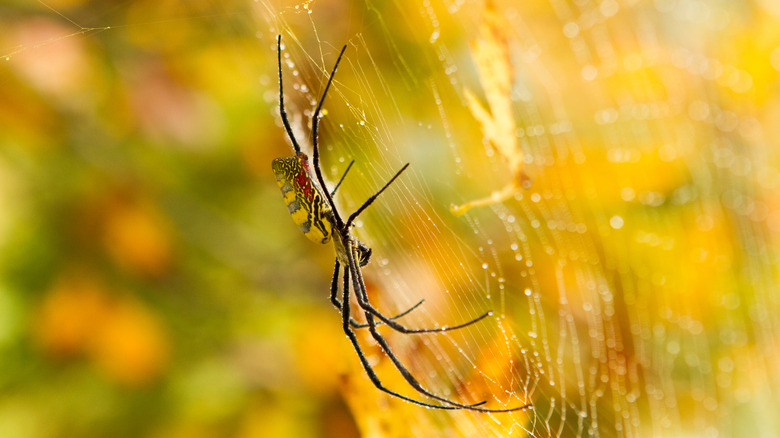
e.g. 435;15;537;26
347;256;490;334
348;299;425;329
276;35;302;154
339;262;481;410
329;259;343;308
330;260;425;329
330;160;354;197
347;251;531;413
330;260;366;328
346;163;410;228
311;43;348;225
359;295;490;333
339;164;492;334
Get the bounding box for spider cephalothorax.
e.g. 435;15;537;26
354;240;371;267
272;35;530;413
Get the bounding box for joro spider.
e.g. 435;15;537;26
271;35;530;412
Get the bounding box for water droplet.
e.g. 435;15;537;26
581;65;598;81
563;22;579;38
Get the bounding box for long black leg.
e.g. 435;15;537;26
339;263;475;410
331;162;488;334
359;295;490;334
330;260;425;329
348;299;425;329
330;160;354;197
330;260;367;328
360;297;489;333
346;254;490;334
311;43;348;225
338;164;491;334
346;163;410;228
276;35;302;154
346;250;531;413
329;260;342;307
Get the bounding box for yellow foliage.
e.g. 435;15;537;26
451;4;530;215
89;298;170;387
102;198;174;277
34;274;112;357
34;272;169;386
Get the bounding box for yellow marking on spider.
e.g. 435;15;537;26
290;207;309;226
305;226;330;244
283;189;297;205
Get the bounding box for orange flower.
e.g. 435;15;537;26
34;274;112;357
102;199;173;277
34;271;170;386
89;299;170;387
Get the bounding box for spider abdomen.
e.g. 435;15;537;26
272;153;333;244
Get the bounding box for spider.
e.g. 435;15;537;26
271;35;530;412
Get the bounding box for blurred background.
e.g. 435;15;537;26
2;0;780;437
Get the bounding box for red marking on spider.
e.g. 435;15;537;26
295;154;315;202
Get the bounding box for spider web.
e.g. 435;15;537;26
4;0;780;436
257;1;780;436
